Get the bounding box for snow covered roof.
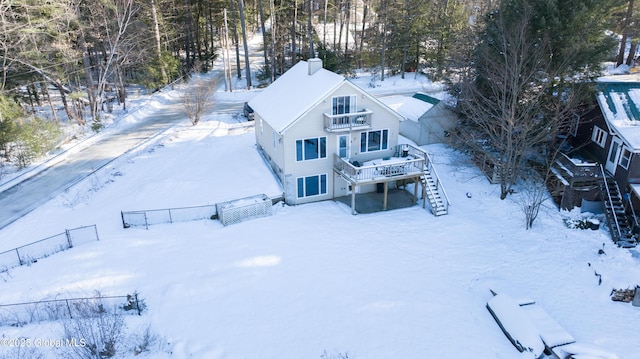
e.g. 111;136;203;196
597;82;640;151
248;60;345;133
379;94;435;122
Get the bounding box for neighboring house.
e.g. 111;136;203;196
248;59;449;215
552;80;640;247
383;92;457;146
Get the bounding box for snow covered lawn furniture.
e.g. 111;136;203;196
487;292;620;359
486;293;545;357
518;302;576;351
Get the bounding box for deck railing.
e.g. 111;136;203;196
334;148;425;184
556;152;600;183
324;109;372;132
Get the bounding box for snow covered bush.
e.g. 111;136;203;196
60;299;125;359
563;216;601;230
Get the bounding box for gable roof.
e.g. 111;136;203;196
597;82;640;151
379;95;433;123
248;60;345;133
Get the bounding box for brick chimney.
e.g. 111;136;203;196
308;58;323;75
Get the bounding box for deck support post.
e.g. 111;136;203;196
383;182;388;210
413;175;419;204
351;185;357;215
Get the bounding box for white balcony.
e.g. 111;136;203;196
323;109;372;132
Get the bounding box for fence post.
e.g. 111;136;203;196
65;229;73;248
15;248;22;266
135;293;141;316
144;212;149;230
169;208;173;223
65;299;73;319
93;224;100;241
121;211;127;228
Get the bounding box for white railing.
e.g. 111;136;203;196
324;109;372;132
334;154;425;184
423;150;450;214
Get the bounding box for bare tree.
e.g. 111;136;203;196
180;75;215;125
79;0;139;128
456;4;558;199
516;169;549;229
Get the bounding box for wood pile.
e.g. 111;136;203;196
610;288;636;302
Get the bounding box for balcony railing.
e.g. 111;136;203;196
334;146;425;184
323;109;372;132
555;152;601;185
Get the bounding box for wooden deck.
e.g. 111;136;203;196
333;145;426;185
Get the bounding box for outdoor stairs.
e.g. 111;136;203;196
601;177;637;248
421;167;448;216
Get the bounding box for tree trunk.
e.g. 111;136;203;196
617;0;634;67
237;0;252;88
307;0;314;58
223;9;233;91
270;0;277;81
344;0;350;60
151;0;168;84
56;80;82;125
380;0;387;81
77;28;97;123
229;0;242;78
359;0;368;67
626;41;638;66
400;0;410;79
184;0;194;71
292;0;297;65
257;0;269;68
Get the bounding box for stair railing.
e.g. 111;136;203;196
600;164;622;241
401;144;450;215
424;151;450;214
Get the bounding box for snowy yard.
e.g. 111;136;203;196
0;70;639;359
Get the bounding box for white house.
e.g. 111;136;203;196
249;59;449;215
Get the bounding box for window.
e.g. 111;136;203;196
338;135;349;158
297;174;327;198
332;95;356;115
360;129;389;152
620;147;632;169
592;126;607;148
569;112;580;137
609;141;619;163
296;137;327;161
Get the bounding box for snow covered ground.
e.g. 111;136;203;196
0;59;640;359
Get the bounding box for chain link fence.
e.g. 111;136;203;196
121;194;285;229
121;204;217;229
0;293;143;327
0;225;99;273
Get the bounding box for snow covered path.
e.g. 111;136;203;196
0;76;222;230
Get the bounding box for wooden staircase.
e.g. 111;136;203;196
600;177;638;248
421;163;449;216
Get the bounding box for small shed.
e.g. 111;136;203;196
383;92;457;145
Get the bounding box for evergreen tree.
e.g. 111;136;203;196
455;0;618;200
